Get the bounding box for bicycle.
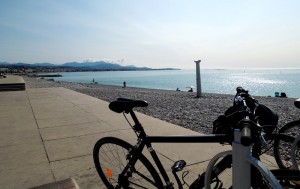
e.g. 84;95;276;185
93;89;300;188
213;88;300;171
274;98;300;169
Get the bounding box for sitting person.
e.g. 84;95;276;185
188;88;193;92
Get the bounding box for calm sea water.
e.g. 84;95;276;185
50;69;300;98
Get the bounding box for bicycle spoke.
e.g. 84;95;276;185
94;137;162;188
133;170;157;186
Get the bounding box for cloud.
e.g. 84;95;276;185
81;58;126;64
115;58;126;64
82;58;94;63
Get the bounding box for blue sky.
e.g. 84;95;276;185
0;0;299;69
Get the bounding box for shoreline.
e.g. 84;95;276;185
23;76;299;134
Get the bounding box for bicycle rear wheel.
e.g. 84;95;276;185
93;137;163;189
271;169;300;188
252;169;300;188
204;151;300;189
251;169;300;189
274;120;300;169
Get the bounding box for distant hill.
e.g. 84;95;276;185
62;61;138;69
0;62;10;65
0;61;179;71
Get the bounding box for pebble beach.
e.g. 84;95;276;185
23;76;299;134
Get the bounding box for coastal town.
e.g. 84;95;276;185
0;62;179;75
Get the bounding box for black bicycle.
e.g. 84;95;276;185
213;87;300;171
274;98;300;170
93;87;300;188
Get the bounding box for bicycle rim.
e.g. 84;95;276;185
205;151;300;189
271;169;300;189
274;121;300;169
93;137;163;189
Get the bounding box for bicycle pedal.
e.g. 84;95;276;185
171;160;186;172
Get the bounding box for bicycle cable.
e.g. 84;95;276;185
181;171;190;187
123;112;139;137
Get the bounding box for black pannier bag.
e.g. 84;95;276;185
213;103;278;135
254;104;279;133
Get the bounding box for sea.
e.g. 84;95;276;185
49;69;300;98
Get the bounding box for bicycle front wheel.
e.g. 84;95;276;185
93;137;163;189
271;169;300;188
274;120;300;169
204;151;300;188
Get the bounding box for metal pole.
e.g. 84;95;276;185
194;60;202;97
232;129;251;189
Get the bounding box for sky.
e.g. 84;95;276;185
0;0;299;69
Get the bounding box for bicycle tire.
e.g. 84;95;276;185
271;169;300;188
93;137;164;189
204;151;300;189
252;169;300;189
274;120;300;169
252;169;300;188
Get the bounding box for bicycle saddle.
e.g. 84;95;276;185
294;98;300;109
109;98;148;113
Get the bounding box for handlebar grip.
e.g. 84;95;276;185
241;125;252;146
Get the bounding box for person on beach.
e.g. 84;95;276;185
123;81;126;88
93;78;94;83
188;88;193;92
176;87;180;91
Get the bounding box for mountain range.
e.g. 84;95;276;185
0;61;178;71
0;61;152;70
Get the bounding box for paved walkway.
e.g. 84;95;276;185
0;87;278;189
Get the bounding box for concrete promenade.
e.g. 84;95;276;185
0;86;278;189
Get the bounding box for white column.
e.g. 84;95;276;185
194;60;202;97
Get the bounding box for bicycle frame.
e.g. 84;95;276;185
125;109;287;189
126;109;229;188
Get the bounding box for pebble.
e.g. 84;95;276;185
23;76;300;134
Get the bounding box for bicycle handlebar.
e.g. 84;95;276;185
235;87;255;146
235;88;270;147
234;87;258;107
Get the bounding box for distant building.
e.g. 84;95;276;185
0;68;8;73
25;69;35;73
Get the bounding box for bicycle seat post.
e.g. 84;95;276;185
232;129;251;189
129;109;147;138
129;109;140;126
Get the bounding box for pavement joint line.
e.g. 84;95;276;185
42;128;134;142
37;121;103;129
49;154;92;163
56;91;102;118
25;89;57;182
185;159;211;167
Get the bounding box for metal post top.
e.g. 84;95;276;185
194;60;201;64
